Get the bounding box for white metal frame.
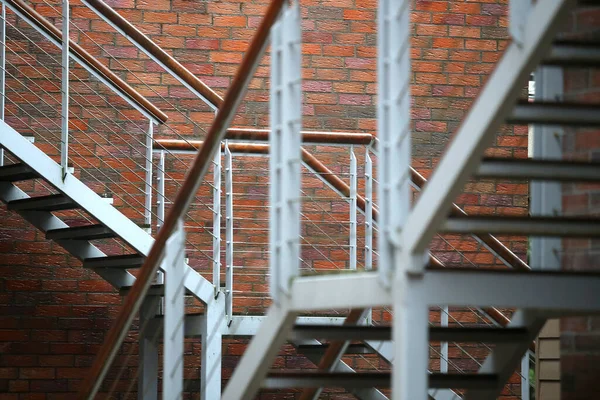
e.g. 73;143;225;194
224;141;234;324
269;2;302;302
349;146;357;270
212;147;222;295
60;0;69;178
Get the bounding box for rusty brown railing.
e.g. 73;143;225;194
76;0;286;397
5;0;168;124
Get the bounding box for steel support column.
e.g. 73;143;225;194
138;297;160;400
224;142;233;324
269;2;302;301
144;120;154;233
201;295;224;400
349;146;357;270
60;0;69;178
163;219;186;398
212;148;222;295
157;150;165;230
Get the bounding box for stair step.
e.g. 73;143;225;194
83;254;145;269
291;324;528;343
7;194;77;212
544;41;600;67
477;158;600;182
263;371;498;390
442;216;600;237
46;224;116;241
0;163;38;182
119;283;193;297
295;343;374;355
508;101;600;126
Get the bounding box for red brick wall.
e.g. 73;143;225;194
560;6;600;400
0;0;527;398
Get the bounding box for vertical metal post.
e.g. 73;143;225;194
509;0;532;47
440;306;449;373
144;120;154;234
225;141;233;325
212;147;222;296
365;149;373;271
157;150;165;231
60;0;69;178
349;146;357;270
378;0;412;285
364;149;373;325
201;295;224;400
0;3;5;167
163;219;186;399
521;352;531;400
138;297;160;400
269;2;302;302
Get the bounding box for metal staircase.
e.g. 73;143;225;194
222;0;600;399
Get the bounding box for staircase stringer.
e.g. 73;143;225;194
0;181;135;288
0;121;213;302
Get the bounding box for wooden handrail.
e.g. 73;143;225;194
76;0;285;398
82;0;223;109
4;0;168;124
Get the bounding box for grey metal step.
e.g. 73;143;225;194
0;163;38;182
477;158;600;182
544;41;600;67
292;325;528;343
295;343;374;355
46;224;116;241
83;254;145;269
508;101;600;126
442;216;600;237
7;194;77;212
120;283;193;297
263;371;498;390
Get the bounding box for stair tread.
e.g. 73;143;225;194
0;163;38;182
119;283;193;297
264;371;498;389
442;215;600;237
478;157;600;182
292;324;528;343
544;40;600;66
7;193;77;212
46;224;116;241
83;254;145;269
508;101;600;126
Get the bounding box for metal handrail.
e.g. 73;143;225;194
2;0;168;124
76;0;285;397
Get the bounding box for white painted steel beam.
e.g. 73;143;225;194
225;142;233;324
163;220;186;399
0;123;213;303
0;3;5;167
421;269;600;311
60;0;69;178
144;120;154;232
212;147;221;295
290;273;390;311
202;295;225;400
139;297;160;400
397;0;575;263
377;0;411;284
349;147;357;270
269;3;302;301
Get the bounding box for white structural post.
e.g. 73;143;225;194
509;0;533;46
163;219;186;399
144;120;154;233
157;150;165;231
213;148;222;296
521;352;531;400
0;3;5;167
60;0;69;179
138;297;159;400
364;150;373;325
225;141;233;324
440;306;449;373
201;294;224;400
269;1;302;302
377;0;411;285
349;146;357;270
364;149;373;271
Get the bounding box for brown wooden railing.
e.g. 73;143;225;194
76;0;286;398
5;0;168;124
